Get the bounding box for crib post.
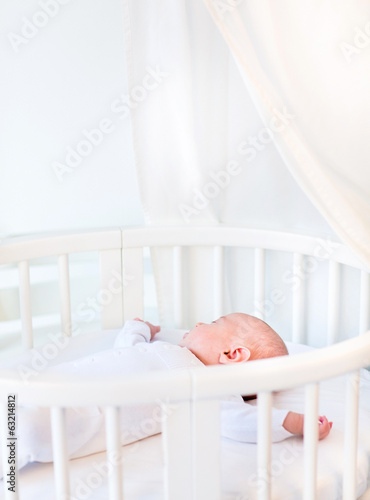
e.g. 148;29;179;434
173;246;183;328
213;246;224;319
191;399;221;500
360;271;370;334
303;383;319;500
162;400;193;500
292;253;305;343
18;260;33;350
50;407;70;500
327;261;340;345
99;249;124;329
121;247;144;321
104;406;123;500
254;248;266;320
342;371;360;500
58;254;72;337
257;391;272;500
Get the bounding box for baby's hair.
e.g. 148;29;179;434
232;313;288;361
247;323;288;361
236;315;288;401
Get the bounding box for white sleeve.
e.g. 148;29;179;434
220;401;293;443
114;320;151;348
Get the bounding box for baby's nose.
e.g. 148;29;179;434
195;322;204;327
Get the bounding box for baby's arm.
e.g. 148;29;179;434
283;411;332;440
133;318;160;339
221;401;292;443
113;319;160;348
221;402;333;443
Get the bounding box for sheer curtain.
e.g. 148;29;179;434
122;0;369;331
203;0;370;267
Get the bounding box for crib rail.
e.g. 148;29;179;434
1;225;369;347
1;331;370;500
0;228;123;348
121;227;370;349
1;225;370;500
0;226;367;270
1;331;369;406
119;226;367;270
0;228;122;264
120;226;369;340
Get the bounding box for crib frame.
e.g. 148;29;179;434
0;225;370;500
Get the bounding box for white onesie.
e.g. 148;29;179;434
1;321;292;475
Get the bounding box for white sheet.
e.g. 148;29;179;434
1;328;370;499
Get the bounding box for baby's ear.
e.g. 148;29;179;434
219;346;250;364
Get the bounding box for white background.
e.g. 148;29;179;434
0;0;144;237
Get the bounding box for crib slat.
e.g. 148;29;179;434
105;407;123;500
58;254;72;336
99;249;124;329
254;248;266;320
213;246;224;319
342;371;360;500
192;399;221;500
122;247;144;320
162;401;193;500
18;260;33;350
257;391;272;500
360;271;370;334
173;246;183;328
327;261;340;345
303;383;319;500
292;253;305;343
50;407;70;499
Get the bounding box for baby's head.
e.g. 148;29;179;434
178;312;288;365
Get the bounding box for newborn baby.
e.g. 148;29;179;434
0;313;332;477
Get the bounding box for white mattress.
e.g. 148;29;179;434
1;328;370;500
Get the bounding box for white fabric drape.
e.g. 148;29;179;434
203;0;370;268
122;0;369;332
122;0;337;234
122;0;234;326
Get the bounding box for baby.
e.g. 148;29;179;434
0;313;332;477
140;312;332;440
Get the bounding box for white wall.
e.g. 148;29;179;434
0;0;144;237
0;0;147;348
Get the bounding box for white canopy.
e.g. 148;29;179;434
122;0;370;328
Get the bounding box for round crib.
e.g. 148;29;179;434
0;225;369;500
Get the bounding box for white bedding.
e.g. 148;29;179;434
1;328;370;500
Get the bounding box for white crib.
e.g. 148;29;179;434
0;225;370;500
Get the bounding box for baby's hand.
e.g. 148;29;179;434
283;412;333;440
133;318;160;340
318;416;333;440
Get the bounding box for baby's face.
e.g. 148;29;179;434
179;315;237;365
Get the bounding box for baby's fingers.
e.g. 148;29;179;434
318;416;332;440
